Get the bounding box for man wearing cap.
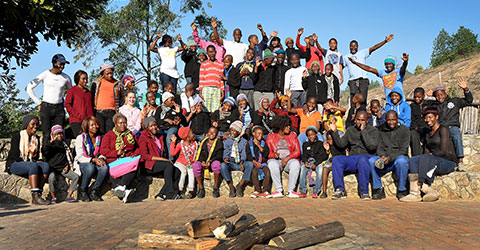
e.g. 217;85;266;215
213;23;249;66
91;63;123;134
343;34;394;106
253;49;276;111
26;54;72;144
181;40;198;84
349;52;408;105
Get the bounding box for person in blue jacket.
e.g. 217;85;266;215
384;87;411;127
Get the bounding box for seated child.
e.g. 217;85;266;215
234;93;255;133
42;125;79;203
170;127;197;199
299;126;329;198
192;127;224;198
320;129;346;198
180;83;198;113
221;121;254;198
323;99;346;134
367;99;385;127
141;91;159;119
154;92;184;160
346;93;366;128
211;97;238;135
247;126;272;198
384;87;411;127
270;92;299;133
142;80;162;107
186;96;210;141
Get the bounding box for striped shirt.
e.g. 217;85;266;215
199;59;224;91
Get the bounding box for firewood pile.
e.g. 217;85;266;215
137;202;345;250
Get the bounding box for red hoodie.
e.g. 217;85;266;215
266;132;301;159
296;35;324;72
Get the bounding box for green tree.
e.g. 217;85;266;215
0;0;107;72
430;29;453;67
368;80;380;90
414;65;424;74
430;26;480;67
451;26;480;58
74;0;226;84
0;74;36;138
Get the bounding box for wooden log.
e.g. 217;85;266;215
212;217;286;250
195;202;239;220
251;244;283;250
187;218;225;238
138;233;196;249
213;214;258;239
213;221;235;239
152;225;190;236
196;239;221;250
268;221;345;249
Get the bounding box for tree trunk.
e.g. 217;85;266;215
195;202;239;220
268;221;345;249
212;217;286;250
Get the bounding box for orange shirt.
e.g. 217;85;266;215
96;79;116;110
295;108;322;133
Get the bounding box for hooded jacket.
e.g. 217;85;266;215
384;87;411;128
435;90;473;127
376;122;410;161
330;124;378;156
266;132;301;159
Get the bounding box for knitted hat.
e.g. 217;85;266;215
259;96;269;106
275;49;286;55
196;48;207;57
263;49;275;60
100;63;114;74
178;126;190;140
384;55;396;65
279;96;288;102
21;115;38;130
187;40;196;47
285;37;294;45
193;96;204;106
162;92;174;103
230;120;243;133
310;61;321;69
143;117;156;129
306;126;318;134
236;93;248;103
51;125;64;135
121;75;135;87
433;86;446;94
223;96;236;107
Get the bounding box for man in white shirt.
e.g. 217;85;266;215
344;34;394;106
284;53;307;107
212;19;248;66
26;54;72;144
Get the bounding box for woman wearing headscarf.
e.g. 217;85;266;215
252;96;275;136
6;115;50;205
100;113;140;203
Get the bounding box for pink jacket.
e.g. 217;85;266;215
193;30;225;62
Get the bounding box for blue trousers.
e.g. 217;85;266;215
221;161;254;182
79;162;109;190
160;127;178;160
332;155;371;194
10;161;50;177
368;155;408;191
299;163;324;194
409;155;456;178
160;73;179;93
449;126;463;158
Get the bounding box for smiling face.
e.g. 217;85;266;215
233;29;242;42
280;99;288;109
125;80;135;90
223;102;232;111
207;127;218;140
249;35;258;45
103;68;114;81
148;83;159;93
370;101;381;114
229;127;240;138
115;117;128;133
276;53;285;65
286;40;294;48
306;97;317;112
238;98;247;109
126;92;136;106
311;63;320;74
385;62;394;72
198;52;207;62
424;113;439;128
146;92;156;106
194;102;203;112
245;49;254;61
164;97;174;107
164;83;174;93
252;128;264;141
434;90;447;104
147;121;158;134
329;39;338;50
389;92;401;105
224;56;233;68
307;129;317;142
325;64;333;76
350;41;358;54
78;73;88;89
271;39;279;48
207;46;216;60
210;33;217;43
189;45;197;51
88;119;99;135
414;91;425;104
26;118;39;136
261;98;269;110
385;111;398;129
52;61;65;73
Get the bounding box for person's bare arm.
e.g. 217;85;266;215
176;34;186;51
149;31;162;53
348;57;379;76
285;89;298;114
212;18;224;45
369;34;394;54
400;53;409;76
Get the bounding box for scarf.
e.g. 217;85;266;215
241;106;252;130
180;140;197;167
196;137;218;162
261;109;275;134
230;136;242;164
325;75;334;100
62;141;74;170
160;104;171;119
219;108;231;120
19;130;38;162
112;128;135;156
82;133;101;158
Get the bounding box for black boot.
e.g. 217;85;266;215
372;187;386;200
197;188;206;198
396;190;408;200
89;188;103;201
78;188;91;202
31;192;50;205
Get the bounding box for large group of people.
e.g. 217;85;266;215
6;19;474;205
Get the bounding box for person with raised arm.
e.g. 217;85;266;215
212;19;248;66
191;19;225;62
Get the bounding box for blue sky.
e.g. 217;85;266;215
13;0;480;101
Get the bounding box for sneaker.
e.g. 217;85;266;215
332;189;347;200
197;188;205;198
374;158;386;170
212;188;220;198
298;193;307;198
155;193;166;201
50;198;57;204
250;191;260;198
263;192;272;199
186;191;195;199
89;188;103;201
312;193;319;199
113;186;125;200
396;190;408;200
65;197;77;203
172;194;183;200
320;192;327;199
372;187;386;200
271;191;284;198
360;193;371;200
235;184;244;198
229;187;237;198
123;189;132;203
287;191;300;198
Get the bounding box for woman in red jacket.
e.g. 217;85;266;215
64;70;94;137
100;113;140;203
266;115;301;198
139;117;181;200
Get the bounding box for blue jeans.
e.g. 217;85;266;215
160;127;178;160
10;161;50;177
79;162;109;190
160;73;178;92
368;155;408;191
332;155;371;194
409;155;456;178
185;76;192;84
299;163;324;194
449;126;463;158
221;161;254;182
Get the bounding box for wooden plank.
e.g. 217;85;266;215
187;218;225;238
138;233;195;249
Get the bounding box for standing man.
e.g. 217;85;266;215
213;20;248;66
26;54;72;144
344;34;394;106
253;49;276;111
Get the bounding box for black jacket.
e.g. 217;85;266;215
302;73;340;104
189;111;211;136
253;64;275;92
345;104;366;129
302;140;328;165
42;140;68;171
154;106;184;130
273;63;290;93
210;109;240;133
376;123;410;161
181;49;198;78
286;47;309;67
252;109;275;134
435;90;473;127
410;100;433;130
196;138;224;162
6;132;41;173
245;139;270;164
226;67;241;98
330;124;378;156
